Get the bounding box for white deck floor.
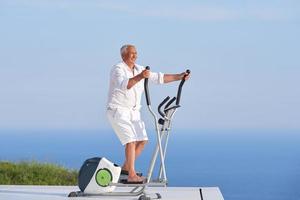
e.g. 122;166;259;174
0;185;223;200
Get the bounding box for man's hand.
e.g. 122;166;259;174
140;69;150;79
127;69;150;89
180;71;191;80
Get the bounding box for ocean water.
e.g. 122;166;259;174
0;129;300;200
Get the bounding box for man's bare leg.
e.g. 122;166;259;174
122;142;135;173
135;140;147;158
123;142;143;182
123;140;147;171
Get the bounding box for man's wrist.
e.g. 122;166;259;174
136;73;143;81
178;73;183;80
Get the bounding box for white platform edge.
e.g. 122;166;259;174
0;185;224;200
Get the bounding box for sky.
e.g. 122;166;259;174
0;0;300;131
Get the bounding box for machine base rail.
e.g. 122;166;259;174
68;190;162;199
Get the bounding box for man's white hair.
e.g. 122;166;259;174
120;44;135;57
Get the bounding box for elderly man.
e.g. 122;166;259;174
106;44;190;183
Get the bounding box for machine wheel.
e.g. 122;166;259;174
95;168;112;187
68;192;78;197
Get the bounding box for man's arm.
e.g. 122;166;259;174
127;70;190;89
164;72;189;83
127;69;150;89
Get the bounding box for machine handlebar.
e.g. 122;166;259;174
144;66;151;106
176;69;190;105
158;96;170;117
164;97;176;111
145;67;190;109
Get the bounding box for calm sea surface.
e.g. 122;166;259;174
1;129;300;200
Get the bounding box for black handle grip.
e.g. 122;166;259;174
164;97;176;110
158;96;170;117
176;69;190;105
144;66;151;105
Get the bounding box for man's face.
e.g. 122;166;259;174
123;46;137;65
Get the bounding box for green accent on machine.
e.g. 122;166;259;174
95;168;112;187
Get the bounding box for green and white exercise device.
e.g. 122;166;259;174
68;67;190;200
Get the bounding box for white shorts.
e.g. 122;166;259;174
106;107;148;145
